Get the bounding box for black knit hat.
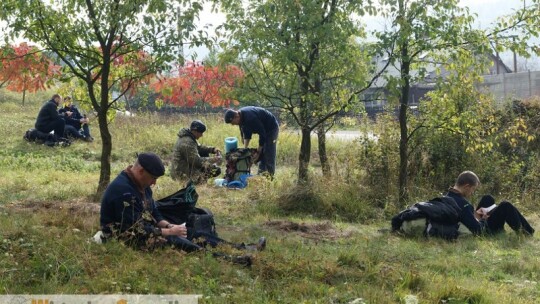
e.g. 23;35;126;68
137;152;165;177
190;120;206;133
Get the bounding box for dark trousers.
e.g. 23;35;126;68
64;124;85;139
81;124;91;138
478;198;534;235
259;128;278;176
166;230;243;253
37;118;65;140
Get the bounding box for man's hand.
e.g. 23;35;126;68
164;224;187;238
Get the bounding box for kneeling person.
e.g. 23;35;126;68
170;120;222;184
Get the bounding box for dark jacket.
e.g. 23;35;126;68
59;104;83;129
35;99;62;130
239;106;279;146
100;169;165;248
170;128;215;181
446;190;484;235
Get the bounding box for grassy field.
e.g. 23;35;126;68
1;90;539;303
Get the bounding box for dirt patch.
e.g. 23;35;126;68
4;198;100;215
263;220;354;241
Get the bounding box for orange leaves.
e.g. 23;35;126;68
151;61;244;108
0;42;60;93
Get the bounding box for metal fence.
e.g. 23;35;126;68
479;70;540;103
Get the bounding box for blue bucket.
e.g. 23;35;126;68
224;137;238;153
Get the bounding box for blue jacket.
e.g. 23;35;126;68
35;99;62;130
446;190;484;235
100;170;164;245
239;106;279;146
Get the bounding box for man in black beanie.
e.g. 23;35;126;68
100;152;259;266
170;120;222;183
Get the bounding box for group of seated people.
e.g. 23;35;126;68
34;94;93;142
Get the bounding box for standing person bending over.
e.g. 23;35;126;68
100;152;261;266
224;106;279;176
58;96;93;142
35;94;65;141
170;120;222;184
446;171;534;236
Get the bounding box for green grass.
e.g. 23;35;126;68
0;90;539;303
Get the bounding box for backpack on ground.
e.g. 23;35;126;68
224;148;255;183
24;128;55;143
391;196;461;240
155;182;217;237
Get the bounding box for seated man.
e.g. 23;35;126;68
170;120;222;183
447;171;534;236
100;152;263;266
58;96;93;142
34;94;66;141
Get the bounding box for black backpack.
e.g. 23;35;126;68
24;128;56;143
391;196;461;240
155;182;217;236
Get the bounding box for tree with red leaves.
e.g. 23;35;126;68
152;61;244;108
0;43;60;105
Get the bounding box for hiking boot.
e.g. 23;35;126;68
242;237;267;252
257;237;267;251
231;255;252;267
83;136;94;142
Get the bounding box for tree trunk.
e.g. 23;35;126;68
398;57;411;205
97;109;112;196
317;124;330;176
22;89;26;106
298;127;311;183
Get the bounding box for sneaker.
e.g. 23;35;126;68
83;136;94;142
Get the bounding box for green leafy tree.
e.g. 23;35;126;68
218;0;376;182
373;0;493;203
0;0;205;195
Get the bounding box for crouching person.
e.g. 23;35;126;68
170;120;222;184
100;152;264;266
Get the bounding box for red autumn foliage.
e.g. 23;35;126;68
0;43;60;94
151;61;244;108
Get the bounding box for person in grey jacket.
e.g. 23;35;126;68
170;120;222;183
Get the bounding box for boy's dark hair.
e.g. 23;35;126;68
455;171;480;187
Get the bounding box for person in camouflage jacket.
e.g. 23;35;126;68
170;120;222;183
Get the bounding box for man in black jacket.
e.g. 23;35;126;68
58;96;93;141
34;94;65;140
224;106;279;176
447;171;534;236
100;152;263;266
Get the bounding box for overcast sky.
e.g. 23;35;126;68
189;0;534;66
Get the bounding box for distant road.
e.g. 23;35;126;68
288;130;377;141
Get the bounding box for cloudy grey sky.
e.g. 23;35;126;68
190;0;535;67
